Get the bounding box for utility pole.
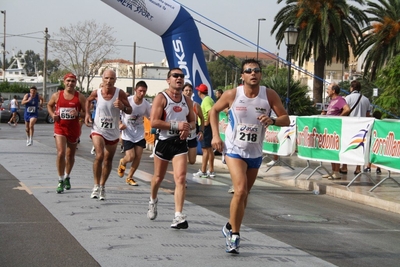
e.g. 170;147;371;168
43;28;49;101
132;41;136;93
1;10;6;81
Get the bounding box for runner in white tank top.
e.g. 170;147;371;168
84;69;132;201
209;59;290;254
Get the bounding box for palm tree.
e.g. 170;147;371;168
357;0;400;81
271;0;368;104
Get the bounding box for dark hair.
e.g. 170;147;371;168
57;86;64;91
183;83;193;90
241;58;262;73
135;80;148;89
350;80;361;91
331;84;340;94
372;110;382;119
167;68;183;78
30;86;37;90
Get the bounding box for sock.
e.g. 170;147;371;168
175;211;182;217
64;173;70;179
58;176;64;181
226;222;232;230
150;197;157;204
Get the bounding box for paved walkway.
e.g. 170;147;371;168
0;139;336;266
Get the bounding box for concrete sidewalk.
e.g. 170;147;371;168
0;139;335;267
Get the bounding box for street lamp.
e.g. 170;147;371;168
284;21;298;114
256;18;266;61
1;10;5;81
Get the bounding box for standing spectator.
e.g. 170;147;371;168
193;83;215;178
182;83;204;164
210;58;289;254
84;69;132;200
215;89;224;101
8;95;20;126
321;83;350;179
47;73;86;193
117;81;151;186
21;86;44;146
340;80;371;175
147;68;195;229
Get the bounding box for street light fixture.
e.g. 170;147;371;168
283;21;298;114
1;10;5;82
256;18;266;61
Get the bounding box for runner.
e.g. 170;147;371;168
21;86;44;146
47;73;86;193
85;69;132;200
117;81;151;186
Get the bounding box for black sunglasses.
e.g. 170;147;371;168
243;67;261;74
170;73;185;79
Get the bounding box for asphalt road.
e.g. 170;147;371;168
1;122;400;266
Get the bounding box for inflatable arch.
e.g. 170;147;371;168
101;0;213;103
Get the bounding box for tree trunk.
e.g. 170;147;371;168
313;53;326;104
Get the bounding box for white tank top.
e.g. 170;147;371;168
158;92;189;141
121;96;151;143
224;85;271;158
10;99;18;109
92;88;121;141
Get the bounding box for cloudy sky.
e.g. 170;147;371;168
1;0;376;65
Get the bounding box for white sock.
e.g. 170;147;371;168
58;176;64;181
64;173;70;179
150;197;157;204
175;211;182;217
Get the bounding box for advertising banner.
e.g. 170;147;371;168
369;119;400;173
296;116;374;165
262;115;297;156
101;0;212;103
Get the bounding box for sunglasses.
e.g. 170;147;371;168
170;73;185;79
243;68;261;74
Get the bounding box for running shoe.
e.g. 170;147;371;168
147;198;158;220
64;177;71;190
193;169;209;178
226;233;240;254
208;171;216;178
91;185;99;199
126;178;138;186
171;214;189;229
90;146;95;155
376;168;382;174
7;121;11;126
117;159;126;178
228;186;235;194
99;187;106;200
266;160;276;167
222;223;230;238
56;180;64;193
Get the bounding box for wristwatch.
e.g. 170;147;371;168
271;118;276;125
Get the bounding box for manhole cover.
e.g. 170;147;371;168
276;214;329;223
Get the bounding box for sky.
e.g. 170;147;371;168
1;0;288;65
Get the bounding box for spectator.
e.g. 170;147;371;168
340;80;371;175
364;110;382;174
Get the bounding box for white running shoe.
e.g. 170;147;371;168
193;169;209;178
208;171;216;178
90;185;99;199
266;160;276;166
147;198;158;220
228;186;235;194
99;187;106;200
171;214;189;229
90;146;95;155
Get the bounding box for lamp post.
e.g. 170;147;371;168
256;18;266;61
43;28;50;101
1;10;5;81
283;22;298;114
